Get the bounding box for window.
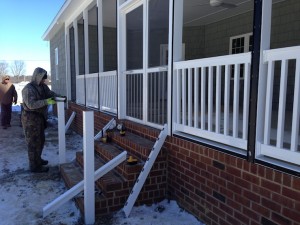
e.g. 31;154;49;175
55;47;59;81
229;33;253;54
229;33;253;79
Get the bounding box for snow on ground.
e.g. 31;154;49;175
0;103;204;225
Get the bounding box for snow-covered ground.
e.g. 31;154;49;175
0;84;204;225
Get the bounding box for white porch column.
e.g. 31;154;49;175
73;20;79;76
117;0;126;119
83;9;90;74
57;101;66;164
83;111;95;224
172;0;184;134
256;0;272;147
167;0;174;135
173;0;183;62
97;0;104;72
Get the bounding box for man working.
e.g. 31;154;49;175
21;67;59;173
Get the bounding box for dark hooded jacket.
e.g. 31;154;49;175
0;75;18;104
22;67;58;120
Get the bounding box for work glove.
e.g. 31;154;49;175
46;98;56;105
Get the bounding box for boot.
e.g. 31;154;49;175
31;166;49;173
41;159;48;165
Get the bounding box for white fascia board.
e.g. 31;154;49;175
43;0;95;41
42;0;72;41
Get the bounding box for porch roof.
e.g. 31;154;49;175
42;0;82;41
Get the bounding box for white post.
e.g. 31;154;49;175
256;0;272;154
57;101;66;164
83;111;95;225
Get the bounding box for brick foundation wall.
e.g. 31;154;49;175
166;136;300;225
65;102;300;224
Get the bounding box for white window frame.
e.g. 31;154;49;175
229;32;253;54
229;33;252;79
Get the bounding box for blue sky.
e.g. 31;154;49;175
0;0;65;75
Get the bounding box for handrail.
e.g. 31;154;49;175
94;118;116;140
123;124;168;217
43;151;127;217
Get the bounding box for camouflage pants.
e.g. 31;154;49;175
21;111;46;170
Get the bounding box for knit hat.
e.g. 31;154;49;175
1;75;10;83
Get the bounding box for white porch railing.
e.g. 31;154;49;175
75;71;117;114
86;73;99;108
126;70;143;121
99;70;117;114
259;46;300;166
125;67;168;126
76;75;85;105
173;53;251;150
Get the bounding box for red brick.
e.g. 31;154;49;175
206;211;219;223
219;218;232;225
282;187;300;201
213;175;226;187
271;212;291;225
212;205;226;219
261;179;281;193
220;171;235;183
242;172;260;185
243;160;251;172
218;152;225;163
282;173;292;187
243;207;260;222
201;155;212;165
293;177;300;189
243;189;260;203
227;198;241;211
179;147;189;156
227;155;237;167
186;156;195;165
207;165;220;176
261;197;282;213
206;194;219;207
252;203;270;217
252;185;271;198
226;214;241;225
235;194;251;207
234;177;251;189
207;180;219;190
201;170;212;180
234;211;250;224
227;182;242;195
265;167;273;179
272;193;294;208
220;187;234;199
189;150;199;161
227;166;242;177
282;208;300;222
295;202;300;211
273;172;282;184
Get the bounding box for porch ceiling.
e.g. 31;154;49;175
184;0;254;27
184;0;286;26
